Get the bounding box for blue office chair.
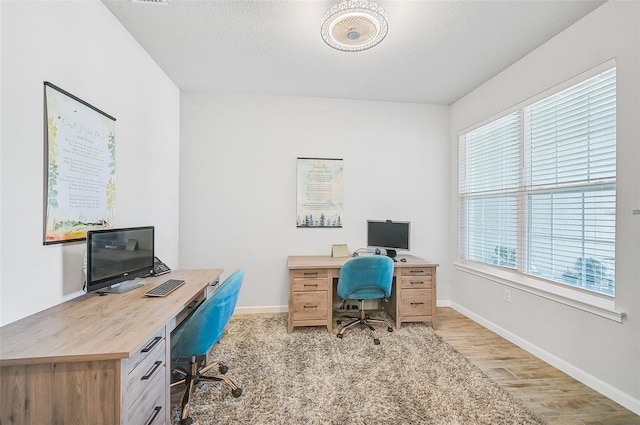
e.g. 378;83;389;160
170;269;244;425
336;256;394;345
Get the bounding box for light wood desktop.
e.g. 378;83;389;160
0;269;222;425
288;255;438;334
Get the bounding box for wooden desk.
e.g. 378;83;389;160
287;255;438;334
0;269;222;425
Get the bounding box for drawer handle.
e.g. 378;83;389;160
410;281;424;285
410;301;425;305
303;272;319;276
142;360;163;380
303;283;318;287
146;406;163;425
409;270;423;274
141;336;163;353
303;304;318;309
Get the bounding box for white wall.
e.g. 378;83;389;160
0;0;181;325
179;93;450;310
449;1;640;413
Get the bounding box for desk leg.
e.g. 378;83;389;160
287;302;293;334
327;271;335;334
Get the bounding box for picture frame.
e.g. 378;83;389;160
296;157;343;228
43;82;116;244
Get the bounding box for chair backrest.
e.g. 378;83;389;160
337;256;393;300
171;269;244;358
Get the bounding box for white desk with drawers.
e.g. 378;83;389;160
0;269;222;425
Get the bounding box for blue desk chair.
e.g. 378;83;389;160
336;256;394;345
170;269;244;425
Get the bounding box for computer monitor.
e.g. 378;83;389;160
367;220;410;258
85;226;154;294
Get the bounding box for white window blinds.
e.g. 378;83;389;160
459;67;616;296
459;112;520;269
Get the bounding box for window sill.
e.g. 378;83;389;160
453;261;625;323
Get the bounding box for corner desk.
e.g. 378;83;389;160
287;255;438;334
0;269;222;425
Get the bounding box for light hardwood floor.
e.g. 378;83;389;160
434;307;640;425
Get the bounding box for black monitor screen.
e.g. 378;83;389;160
367;220;410;252
86;226;154;293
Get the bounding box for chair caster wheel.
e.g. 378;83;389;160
337;333;343;339
374;339;380;345
180;417;193;425
219;364;229;374
336;320;342;325
387;327;393;332
232;387;243;398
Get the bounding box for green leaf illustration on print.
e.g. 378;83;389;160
106;178;116;212
48;117;59;209
108;132;116;175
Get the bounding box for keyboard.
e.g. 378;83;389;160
144;279;185;297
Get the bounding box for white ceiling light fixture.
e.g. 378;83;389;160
321;0;388;52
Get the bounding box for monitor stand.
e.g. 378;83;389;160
385;249;397;258
98;281;143;294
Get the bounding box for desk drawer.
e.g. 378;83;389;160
175;290;206;326
400;275;433;290
292;278;329;292
292;269;329;279
126;329;166;375
400;267;433;277
292;291;328;320
127;339;166;407
127;367;166;425
400;289;432;317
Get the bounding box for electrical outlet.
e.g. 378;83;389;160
504;288;511;303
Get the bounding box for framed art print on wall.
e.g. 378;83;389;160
43;82;116;244
296;157;343;228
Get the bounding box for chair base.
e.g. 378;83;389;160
336;300;393;345
170;356;242;425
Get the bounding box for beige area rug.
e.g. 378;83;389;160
171;313;545;425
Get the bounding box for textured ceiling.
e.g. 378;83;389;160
102;0;606;105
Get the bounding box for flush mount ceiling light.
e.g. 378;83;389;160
321;0;388;52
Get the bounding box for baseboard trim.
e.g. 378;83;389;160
449;301;640;416
234;305;288;315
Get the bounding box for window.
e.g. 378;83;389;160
459;67;616;296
